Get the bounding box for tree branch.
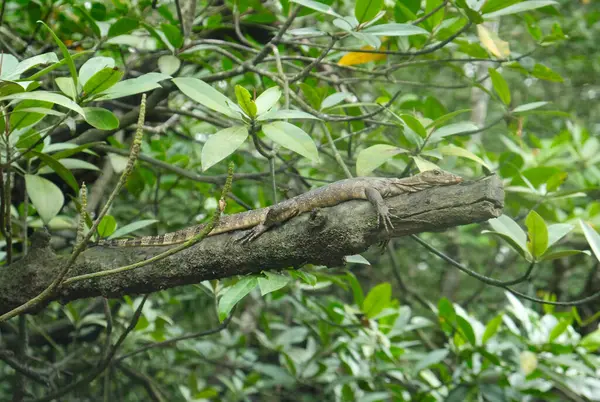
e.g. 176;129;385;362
0;176;503;315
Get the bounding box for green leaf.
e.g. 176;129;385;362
414;349;449;373
427;109;471;129
400;114;427;138
0;81;27;97
345;272;365;306
549;318;572;342
355;0;383;23
9;100;53;131
540;250;590;261
290;0;342;18
218;277;258;321
481;0;522;14
445;386;470;402
235;85;257;118
456;316;476;345
83;67;124;96
258;272;290;296
412;156;440;172
97;73;170;100
262;121;319;162
0;54;20;79
546;172;568;192
83;107;120;130
321;92;351;110
484;1;558;18
161;23;183;48
461;4;484;24
289;270;317;286
513;102;549;113
439;145;490;169
201;126;248;171
38;21;78;96
172;77;242;119
580;329;600;351
425;0;445;29
488;68;511;105
55;77;78;99
299;83;322;110
546;223;574;248
438;298;456;330
345;254;370;265
429;122;478;143
15;131;43;155
4;53;59;80
257;109;320;121
532;63;564;82
355;144;407;176
108;17;139;38
47;142;102;160
485;215;530;259
525;210;548;258
108;221;160;240
25;51;91;81
10;107;63;118
362;282;391;318
98;215;117;238
157;55;181;76
38;158;101;172
30;151;79;193
482;314;503;344
362;23;428;36
255;86;282;116
0;91;85;117
580;220;600;263
73;5;101;38
483;230;533;260
25;174;64;225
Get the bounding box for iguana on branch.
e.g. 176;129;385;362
97;169;463;247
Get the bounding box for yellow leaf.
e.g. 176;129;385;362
477;25;510;58
338;46;387;66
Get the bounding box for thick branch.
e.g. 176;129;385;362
0;176;503;315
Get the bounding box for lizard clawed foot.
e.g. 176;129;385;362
377;239;390;254
237;224;268;244
377;206;398;232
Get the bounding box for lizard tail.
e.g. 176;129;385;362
96;224;205;247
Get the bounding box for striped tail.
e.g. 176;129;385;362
96;224;205;247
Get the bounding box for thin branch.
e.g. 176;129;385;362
0;349;50;387
411;234;600;307
279;21;472;57
116;308;236;362
412;0;448;25
93;144;280;184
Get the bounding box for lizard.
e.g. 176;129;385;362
96;169;463;247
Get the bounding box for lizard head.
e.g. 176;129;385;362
419;169;463;185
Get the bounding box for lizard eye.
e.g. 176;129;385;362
433;170;441;175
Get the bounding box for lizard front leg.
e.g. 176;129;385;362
365;187;397;232
239;201;300;243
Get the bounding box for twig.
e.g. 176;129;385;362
116;307;236;362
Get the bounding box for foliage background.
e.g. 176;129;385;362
0;0;599;401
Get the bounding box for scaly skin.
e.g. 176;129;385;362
97;169;462;247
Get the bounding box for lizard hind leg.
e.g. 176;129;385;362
237;201;300;244
238;223;269;244
365;187;398;232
